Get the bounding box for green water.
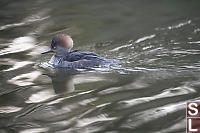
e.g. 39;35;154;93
0;0;200;132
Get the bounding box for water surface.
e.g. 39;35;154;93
0;0;200;133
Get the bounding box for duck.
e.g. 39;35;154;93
42;34;115;68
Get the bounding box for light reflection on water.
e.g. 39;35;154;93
0;0;200;133
0;36;36;56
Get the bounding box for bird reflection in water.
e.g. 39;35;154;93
43;68;79;94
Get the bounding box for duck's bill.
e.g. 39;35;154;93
41;49;55;54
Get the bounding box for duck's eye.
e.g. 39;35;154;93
51;45;56;49
51;39;56;49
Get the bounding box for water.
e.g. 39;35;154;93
0;0;200;132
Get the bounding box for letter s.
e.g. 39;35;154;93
188;103;198;116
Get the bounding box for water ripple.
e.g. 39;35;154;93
0;106;22;114
0;36;36;56
0;15;49;31
8;71;41;86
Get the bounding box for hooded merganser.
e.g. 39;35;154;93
42;34;114;68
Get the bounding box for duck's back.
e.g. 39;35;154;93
64;50;105;62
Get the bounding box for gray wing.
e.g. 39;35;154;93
65;50;105;62
59;59;103;68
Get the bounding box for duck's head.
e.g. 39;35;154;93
42;34;73;56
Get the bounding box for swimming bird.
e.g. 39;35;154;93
42;34;114;68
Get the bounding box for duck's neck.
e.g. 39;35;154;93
55;47;71;57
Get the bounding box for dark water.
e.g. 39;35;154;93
0;0;200;132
